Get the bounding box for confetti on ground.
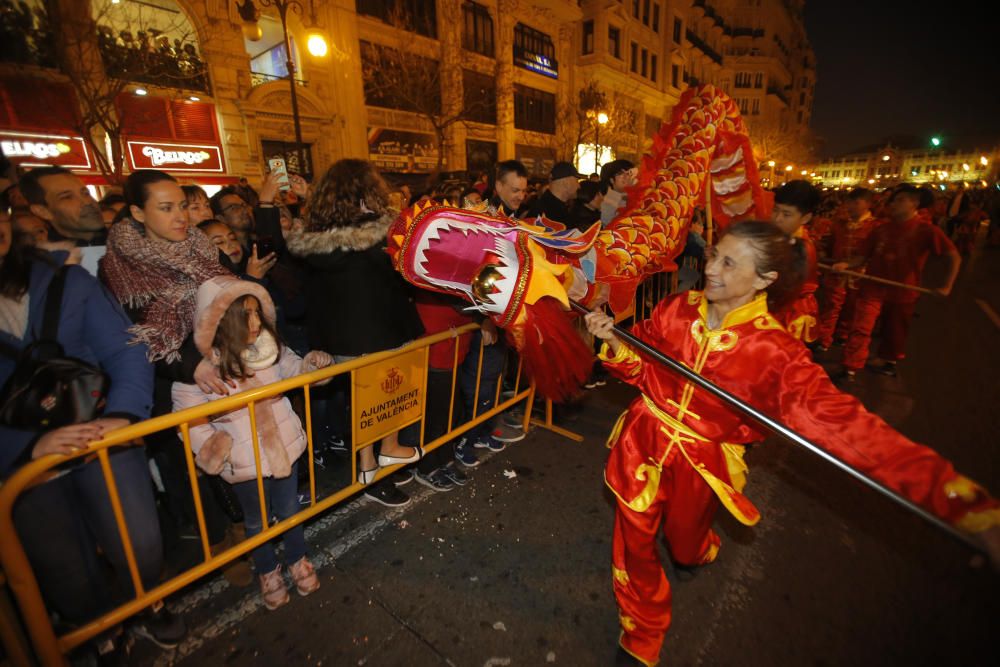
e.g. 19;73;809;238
492;621;507;631
397;520;410;529
546;651;556;662
483;658;511;667
503;469;517;479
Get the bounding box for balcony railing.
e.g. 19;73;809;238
97;32;211;95
767;85;790;106
250;71;308;88
685;30;722;65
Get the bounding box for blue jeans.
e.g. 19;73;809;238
231;461;306;574
13;447;164;626
459;331;506;442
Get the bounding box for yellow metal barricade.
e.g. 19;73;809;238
0;323;536;666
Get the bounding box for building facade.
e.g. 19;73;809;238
809;144;997;191
0;0;816;189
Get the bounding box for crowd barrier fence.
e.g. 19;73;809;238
0;268;688;666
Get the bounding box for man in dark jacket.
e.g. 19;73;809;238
525;161;582;225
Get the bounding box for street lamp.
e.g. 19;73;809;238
594;111;609;169
237;0;326;177
930;136;941;147
980;156;989;167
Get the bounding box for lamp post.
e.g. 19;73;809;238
594;111;609;171
237;0;326;177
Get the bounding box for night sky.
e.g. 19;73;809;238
803;1;1000;158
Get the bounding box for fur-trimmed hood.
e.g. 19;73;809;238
193;275;277;356
284;212;396;257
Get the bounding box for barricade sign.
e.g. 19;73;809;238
352;348;426;446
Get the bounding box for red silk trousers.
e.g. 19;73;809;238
842;293;916;369
612;448;723;665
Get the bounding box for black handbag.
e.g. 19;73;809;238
0;267;110;430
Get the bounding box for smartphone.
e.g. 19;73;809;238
268;157;290;192
256;235;277;258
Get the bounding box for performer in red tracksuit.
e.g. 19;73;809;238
585;221;998;667
770;180;821;342
814;188;882;350
837;184;960;381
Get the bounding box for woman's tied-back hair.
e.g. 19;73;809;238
213;294;282;382
723;220;807;310
306;159;390;230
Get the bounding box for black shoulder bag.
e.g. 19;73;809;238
0;267;110;430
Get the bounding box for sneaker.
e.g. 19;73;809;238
132;604;186;649
831;369;857;386
492;422;526;443
866;361;897;377
501;407;526;429
473;435;506;452
414;469;456;492
454;438;481;468
258;565;290;610
288;556;321;596
440;462;469;486
95;637;129;667
324;434;348;453
392;469;414;486
364;483;411;507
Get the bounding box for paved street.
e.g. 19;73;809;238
141;237;999;667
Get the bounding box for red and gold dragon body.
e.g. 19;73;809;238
387;86;772;399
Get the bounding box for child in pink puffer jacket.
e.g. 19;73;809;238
172;276;333;610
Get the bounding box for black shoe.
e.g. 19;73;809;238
364;483;411;507
615;645;646;666
323;434;348;453
414;469;455;492
831;369;857;386
391;469;414;486
132;605;185;649
94;638;130;667
674;563;699;582
439;462;469;486
866;361;897;377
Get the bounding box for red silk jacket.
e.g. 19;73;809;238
600;290;998;533
775;230;819;341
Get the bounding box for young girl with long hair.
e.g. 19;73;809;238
172;275;334;610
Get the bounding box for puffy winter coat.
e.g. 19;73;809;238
171;276;327;484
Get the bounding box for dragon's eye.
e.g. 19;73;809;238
471;264;504;304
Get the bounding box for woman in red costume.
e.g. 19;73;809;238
585;221;1000;667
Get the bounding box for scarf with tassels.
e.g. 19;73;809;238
100;219;230;362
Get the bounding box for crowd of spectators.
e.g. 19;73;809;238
2;144;997;662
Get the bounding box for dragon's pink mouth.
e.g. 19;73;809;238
409;217;521;316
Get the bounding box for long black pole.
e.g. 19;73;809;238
570;300;980;551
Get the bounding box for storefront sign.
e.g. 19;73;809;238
0;131;92;169
513;47;559;79
368;128;441;173
126;140;225;173
352;348;425;447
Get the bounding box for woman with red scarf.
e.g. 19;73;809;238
586;221;999;666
